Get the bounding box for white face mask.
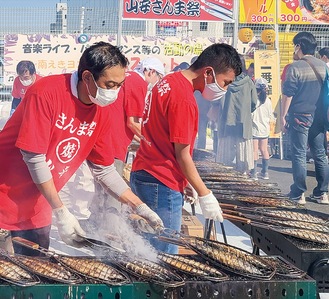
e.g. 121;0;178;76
19;78;33;87
202;70;227;101
86;75;120;107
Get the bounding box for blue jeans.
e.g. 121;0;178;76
308;116;329;196
130;170;183;254
288;114;313;197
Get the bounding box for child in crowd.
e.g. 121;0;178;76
250;78;274;180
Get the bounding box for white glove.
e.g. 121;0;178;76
135;203;164;234
198;191;224;222
53;206;86;246
184;182;199;205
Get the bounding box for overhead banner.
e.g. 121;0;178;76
254;50;281;138
3;34;231;85
278;0;329;24
122;0;234;22
239;0;276;24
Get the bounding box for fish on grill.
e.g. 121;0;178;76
182;237;276;280
56;256;130;285
259;218;329;233
275;228;329;245
157;253;228;282
112;257;185;287
256;209;328;224
264;256;307;279
234;196;295;207
10;255;81;284
0;256;39;286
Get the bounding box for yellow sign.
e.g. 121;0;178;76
254;50;281;138
239;0;276;24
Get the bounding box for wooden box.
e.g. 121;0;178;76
178;210;204;255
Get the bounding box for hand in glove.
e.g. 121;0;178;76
53;205;86;247
184;182;198;205
198;191;224;222
135;203;164;234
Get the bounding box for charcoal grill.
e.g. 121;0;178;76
232;220;329;294
0;259;317;299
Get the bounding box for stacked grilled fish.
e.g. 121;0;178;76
157;252;228;281
0;256;39;286
56;256;130;285
112;256;185;287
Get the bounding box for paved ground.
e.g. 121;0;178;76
265;156;329;218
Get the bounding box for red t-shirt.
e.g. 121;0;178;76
132;72;198;192
0;73;114;230
11;74;42;99
109;71;147;161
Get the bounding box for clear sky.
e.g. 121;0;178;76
0;0;118;8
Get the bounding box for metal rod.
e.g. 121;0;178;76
220;222;228;244
205;219;213;240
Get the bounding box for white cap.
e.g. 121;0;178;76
135;57;165;76
255;77;268;89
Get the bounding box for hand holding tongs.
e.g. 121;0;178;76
129;213;164;235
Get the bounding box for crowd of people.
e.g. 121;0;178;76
0;31;328;256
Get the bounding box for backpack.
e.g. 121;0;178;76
302;58;329;129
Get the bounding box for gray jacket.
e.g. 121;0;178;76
218;73;258;139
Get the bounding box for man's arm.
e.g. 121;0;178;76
87;161;164;230
20;150;86;246
174;143;209;196
174;143;223;222
280;94;292;133
127;116;142;139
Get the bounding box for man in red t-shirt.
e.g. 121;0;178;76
0;42;163;255
10;60;42;116
130;43;242;253
89;58;165;217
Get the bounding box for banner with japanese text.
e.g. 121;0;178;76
239;0;276;24
3;34;231;86
278;0;329;24
122;0;234;22
254;50;281;138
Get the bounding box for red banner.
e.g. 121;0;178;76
122;0;234;22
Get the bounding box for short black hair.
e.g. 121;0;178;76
319;47;329;58
77;41;129;81
16;60;36;75
293;32;317;55
190;43;242;76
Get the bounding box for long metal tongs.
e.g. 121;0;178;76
77;234;126;253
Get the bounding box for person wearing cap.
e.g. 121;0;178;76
249;78;274;180
130;43;242;254
10;60;42;116
87;57;165;223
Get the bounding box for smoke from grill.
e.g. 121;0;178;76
81;206;158;262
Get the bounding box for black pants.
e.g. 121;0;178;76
11;225;51;256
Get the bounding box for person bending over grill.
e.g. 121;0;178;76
0;42;164;256
130;43;242;254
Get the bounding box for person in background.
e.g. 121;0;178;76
281;32;329;205
10;60;42;116
249;78;274;180
172;62;190;72
319;47;329;67
0;42;163;256
130;43;242;254
88;57;165;224
190;56;211;150
247;62;255;81
216;55;258;174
